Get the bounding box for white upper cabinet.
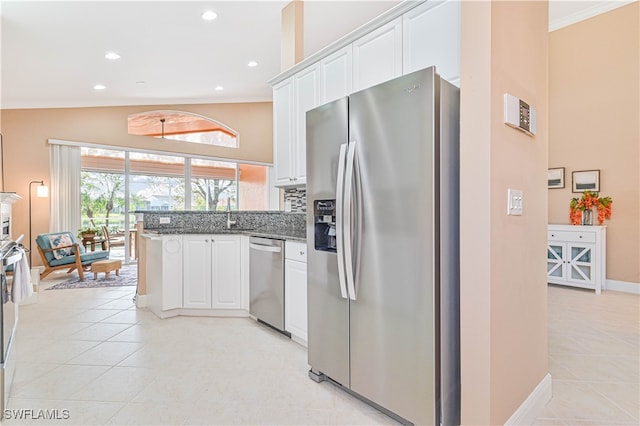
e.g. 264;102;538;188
320;45;353;104
353;17;403;92
403;0;461;85
293;64;321;185
271;1;462;188
273;65;320;187
273;78;295;186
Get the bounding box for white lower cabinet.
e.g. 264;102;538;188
285;241;308;345
547;225;606;294
183;234;242;310
144;234;183;317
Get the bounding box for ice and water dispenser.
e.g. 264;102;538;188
313;200;336;252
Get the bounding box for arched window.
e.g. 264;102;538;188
127;110;238;148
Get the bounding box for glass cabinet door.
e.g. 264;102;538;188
547;243;565;280
567;243;595;284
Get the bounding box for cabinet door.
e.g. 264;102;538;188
285;259;308;343
353;17;403;92
183;235;212;309
293;64;321;184
162;236;183;311
547;242;566;282
403;0;460;84
320;45;353;104
212;235;242;309
273;78;295;186
567;243;595;285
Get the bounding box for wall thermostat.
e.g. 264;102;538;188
504;93;536;136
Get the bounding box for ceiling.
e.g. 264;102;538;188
1;0;634;110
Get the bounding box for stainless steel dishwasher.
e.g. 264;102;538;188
249;237;289;335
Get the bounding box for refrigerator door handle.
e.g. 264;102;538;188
344;141;357;301
335;143;349;299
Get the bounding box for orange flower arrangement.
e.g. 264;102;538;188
569;191;613;225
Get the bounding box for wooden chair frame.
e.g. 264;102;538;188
37;242;86;281
101;225;125;250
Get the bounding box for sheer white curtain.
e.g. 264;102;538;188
49;143;81;233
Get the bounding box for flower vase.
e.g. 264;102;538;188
581;208;593;226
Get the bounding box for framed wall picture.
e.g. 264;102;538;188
547;167;565;189
572;169;600;193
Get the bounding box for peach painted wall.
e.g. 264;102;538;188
1;102;272;265
548;2;640;285
460;1;549;424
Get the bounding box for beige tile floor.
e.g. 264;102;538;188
533;285;640;425
6;273;398;425
6;275;639;425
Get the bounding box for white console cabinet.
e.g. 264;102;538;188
547;225;606;294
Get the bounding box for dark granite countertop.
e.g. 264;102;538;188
142;226;306;242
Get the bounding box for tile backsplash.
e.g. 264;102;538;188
284;187;307;213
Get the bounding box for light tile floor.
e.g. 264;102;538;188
6;276;639;425
533;285;640;425
6;272;398;425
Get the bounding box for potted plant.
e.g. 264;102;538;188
569;191;613;225
78;226;100;240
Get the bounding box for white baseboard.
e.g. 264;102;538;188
606;279;640;294
135;294;147;308
505;373;552;425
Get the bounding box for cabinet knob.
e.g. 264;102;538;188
579;236;583;238
551;234;555;237
205;239;209;242
299;251;305;255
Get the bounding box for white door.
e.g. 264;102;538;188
183;235;212;309
212;235;242;309
353;17;403;91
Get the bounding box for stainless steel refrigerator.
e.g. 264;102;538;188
306;66;460;425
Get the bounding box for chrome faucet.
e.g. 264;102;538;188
226;203;236;229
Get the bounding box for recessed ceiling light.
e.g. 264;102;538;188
105;52;121;60
215;86;224;91
201;10;217;21
93;84;106;90
248;61;258;67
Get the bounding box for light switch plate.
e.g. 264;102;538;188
284;200;292;212
159;217;171;224
507;189;523;216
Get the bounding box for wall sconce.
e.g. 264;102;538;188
29;180;49;265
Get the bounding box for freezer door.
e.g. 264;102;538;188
348;67;440;425
305;98;350;387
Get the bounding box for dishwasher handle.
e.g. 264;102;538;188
249;243;282;253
